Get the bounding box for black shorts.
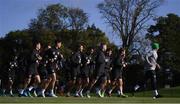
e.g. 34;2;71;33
94;70;107;81
8;69;16;81
46;64;56;75
112;69;123;80
88;65;95;78
81;65;95;78
106;71;112;81
72;67;81;80
16;68;26;83
145;70;156;81
39;66;48;80
65;69;72;81
27;64;39;76
105;68;112;81
81;66;89;78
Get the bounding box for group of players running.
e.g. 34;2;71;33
1;39;161;99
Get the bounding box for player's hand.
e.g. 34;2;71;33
87;60;90;64
60;54;64;59
123;64;126;67
110;67;112;71
156;64;161;70
123;63;127;68
38;56;42;60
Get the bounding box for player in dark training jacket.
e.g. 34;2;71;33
19;41;42;97
44;39;63;97
85;43;107;98
108;48;128;98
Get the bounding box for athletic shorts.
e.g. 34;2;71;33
27;64;39;76
46;63;56;75
65;69;72;81
8;69;16;81
39;66;48;80
72;66;81;80
94;69;107;81
81;66;89;78
112;69;123;80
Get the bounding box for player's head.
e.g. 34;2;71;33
100;43;107;52
77;43;84;52
47;43;51;49
106;48;113;56
55;39;62;49
119;48;125;57
87;46;94;54
46;42;51;49
33;41;41;50
152;43;159;50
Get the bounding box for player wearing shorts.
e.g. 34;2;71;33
108;48;128;98
19;41;42;97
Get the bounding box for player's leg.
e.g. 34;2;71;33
7;78;14;96
32;74;41;97
85;77;97;98
7;69;16;97
99;75;107;97
47;73;57;97
74;77;82;97
79;69;90;97
19;74;32;97
37;69;50;97
108;69;119;96
117;78;127;97
150;70;161;98
26;67;41;97
116;71;128;98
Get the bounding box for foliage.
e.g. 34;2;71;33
146;13;180;70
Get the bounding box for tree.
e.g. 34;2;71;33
98;0;163;49
146;13;180;70
29;3;89;31
68;8;88;30
29;4;69;31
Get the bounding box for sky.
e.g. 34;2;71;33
0;0;180;45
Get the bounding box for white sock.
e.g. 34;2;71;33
19;89;24;94
38;89;45;95
109;89;113;94
117;90;121;95
154;90;158;96
28;86;34;91
42;89;45;94
80;89;83;94
2;89;6;93
50;89;54;94
134;85;140;90
86;90;90;94
120;88;123;94
96;88;100;93
75;90;79;95
10;89;13;95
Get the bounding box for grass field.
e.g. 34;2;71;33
0;86;180;103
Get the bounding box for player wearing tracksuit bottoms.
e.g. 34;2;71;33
144;43;162;99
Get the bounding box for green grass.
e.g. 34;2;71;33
0;97;180;103
0;86;180;103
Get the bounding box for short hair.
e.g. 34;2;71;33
76;43;84;50
87;46;94;51
106;48;112;52
119;48;125;53
55;39;62;44
33;40;41;47
99;43;106;49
